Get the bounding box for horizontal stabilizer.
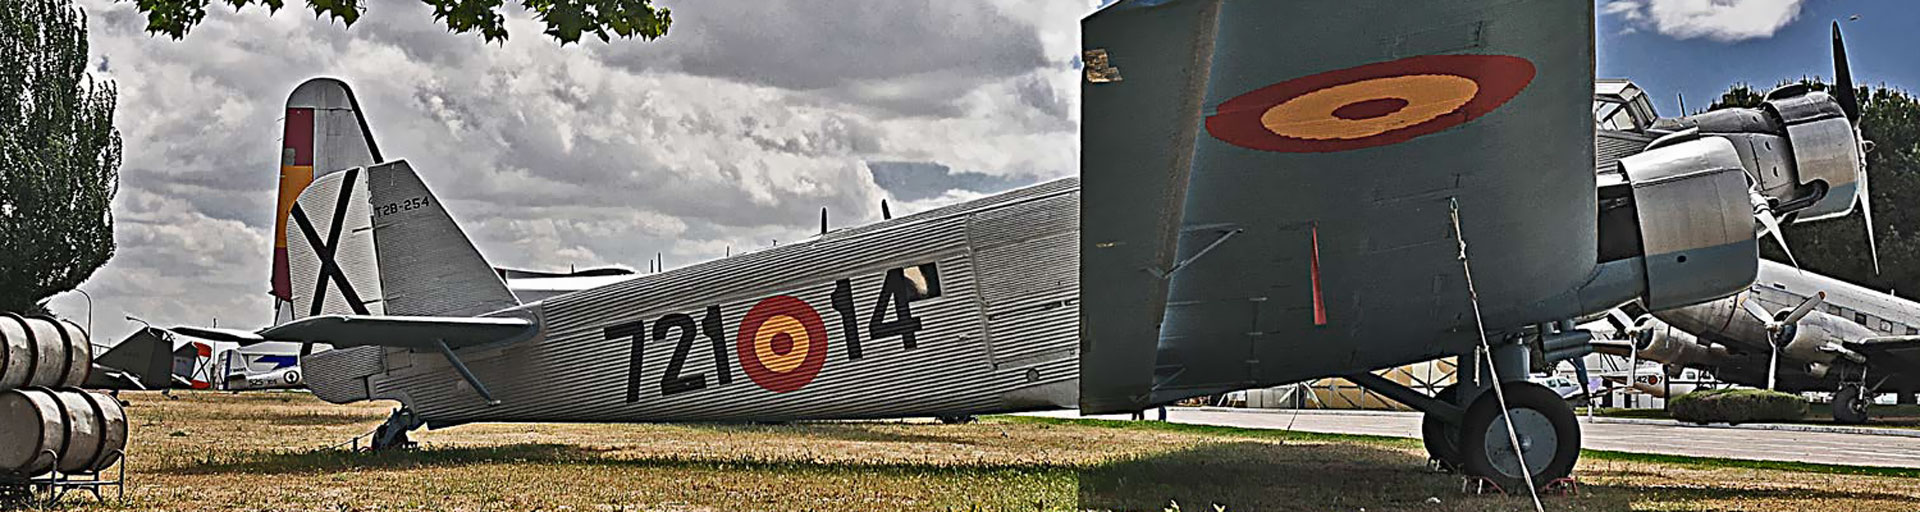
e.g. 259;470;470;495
259;315;536;351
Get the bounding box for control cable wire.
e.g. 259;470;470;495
1449;197;1546;512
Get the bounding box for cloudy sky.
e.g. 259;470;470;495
46;0;1906;343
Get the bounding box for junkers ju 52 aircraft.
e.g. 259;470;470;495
152;1;1878;492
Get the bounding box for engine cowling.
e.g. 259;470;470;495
1778;311;1875;370
1601;137;1759;311
1653;85;1864;222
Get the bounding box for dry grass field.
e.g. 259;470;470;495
22;391;1920;511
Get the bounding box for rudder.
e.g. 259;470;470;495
286;160;518;320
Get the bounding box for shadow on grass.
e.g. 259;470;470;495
1075;441;1628;512
678;421;981;446
168;437;1629;511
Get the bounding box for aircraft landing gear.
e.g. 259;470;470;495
372;408;423;451
1421;384;1464;471
1458;381;1581;492
1834;383;1871;425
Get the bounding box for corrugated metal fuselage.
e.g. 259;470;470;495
320;180;1084;425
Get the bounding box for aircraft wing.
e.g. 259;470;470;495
257;315;537;351
1851;336;1920;371
1081;0;1598;413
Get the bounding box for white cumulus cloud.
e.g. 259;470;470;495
1604;0;1806;42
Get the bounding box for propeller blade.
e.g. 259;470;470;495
1862;162;1881;274
881;199;893;220
1605;309;1634;334
1783;291;1826;325
1756;210;1800;270
1740;293;1774;324
1833;21;1861;123
820;207;828;235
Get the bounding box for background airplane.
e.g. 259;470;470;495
1596;258;1920;423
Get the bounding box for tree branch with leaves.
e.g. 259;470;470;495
130;0;672;45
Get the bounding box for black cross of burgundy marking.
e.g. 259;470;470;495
290;169;372;317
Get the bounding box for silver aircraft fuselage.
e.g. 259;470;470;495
1654;260;1920;391
306;180;1083;427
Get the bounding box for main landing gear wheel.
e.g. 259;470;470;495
1421;384;1463;471
1834;384;1871;425
1460;381;1580;491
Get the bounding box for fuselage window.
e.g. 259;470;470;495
1828;305;1845;315
1855;312;1869;325
1909;326;1919;336
1883;320;1896;333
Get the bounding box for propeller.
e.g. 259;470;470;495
1833;21;1881;274
1740;290;1825;344
1603;308;1657;348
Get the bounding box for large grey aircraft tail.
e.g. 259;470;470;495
285;160;519;320
274;78;384;324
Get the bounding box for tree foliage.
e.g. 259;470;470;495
0;0;122;314
1712;80;1920;295
129;0;672;44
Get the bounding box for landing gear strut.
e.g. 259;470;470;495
372;408;423;451
1834;383;1871;424
1357;342;1581;490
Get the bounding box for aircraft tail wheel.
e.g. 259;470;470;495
1421;384;1464;471
1460;381;1580;491
1834;384;1871;424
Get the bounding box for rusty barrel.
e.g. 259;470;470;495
0;314;92;391
0;388;127;476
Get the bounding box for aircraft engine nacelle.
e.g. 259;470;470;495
1636;324;1732;370
1604;137;1759;311
1778;311;1875;368
1659;85;1864;222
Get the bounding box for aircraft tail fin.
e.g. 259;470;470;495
274;78;384;322
286;160;518;320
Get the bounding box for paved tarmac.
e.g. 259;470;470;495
1023;407;1920;469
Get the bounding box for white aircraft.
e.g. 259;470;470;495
1597;259;1920;422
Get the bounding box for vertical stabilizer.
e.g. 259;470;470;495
274;78;383;324
287;160;518;320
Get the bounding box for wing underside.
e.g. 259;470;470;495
1081;0;1597;413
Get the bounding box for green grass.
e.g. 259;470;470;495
54;392;1920;511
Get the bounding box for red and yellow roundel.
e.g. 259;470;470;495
736;295;829;393
1205;55;1535;153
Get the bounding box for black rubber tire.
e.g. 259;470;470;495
937;415;977;425
1421;384;1464;471
1834;384;1871;425
1460;381;1580;492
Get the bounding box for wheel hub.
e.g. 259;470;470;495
1483;408;1556;478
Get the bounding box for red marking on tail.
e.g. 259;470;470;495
1311;225;1327;326
284;108;315;166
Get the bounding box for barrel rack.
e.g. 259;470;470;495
0;449;125;509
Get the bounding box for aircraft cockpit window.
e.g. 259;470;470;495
1882;320;1896;333
1855;312;1870;325
1593;99;1626;130
899;262;943;300
1626;95;1657;124
1908;326;1918;336
1828;305;1845;315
